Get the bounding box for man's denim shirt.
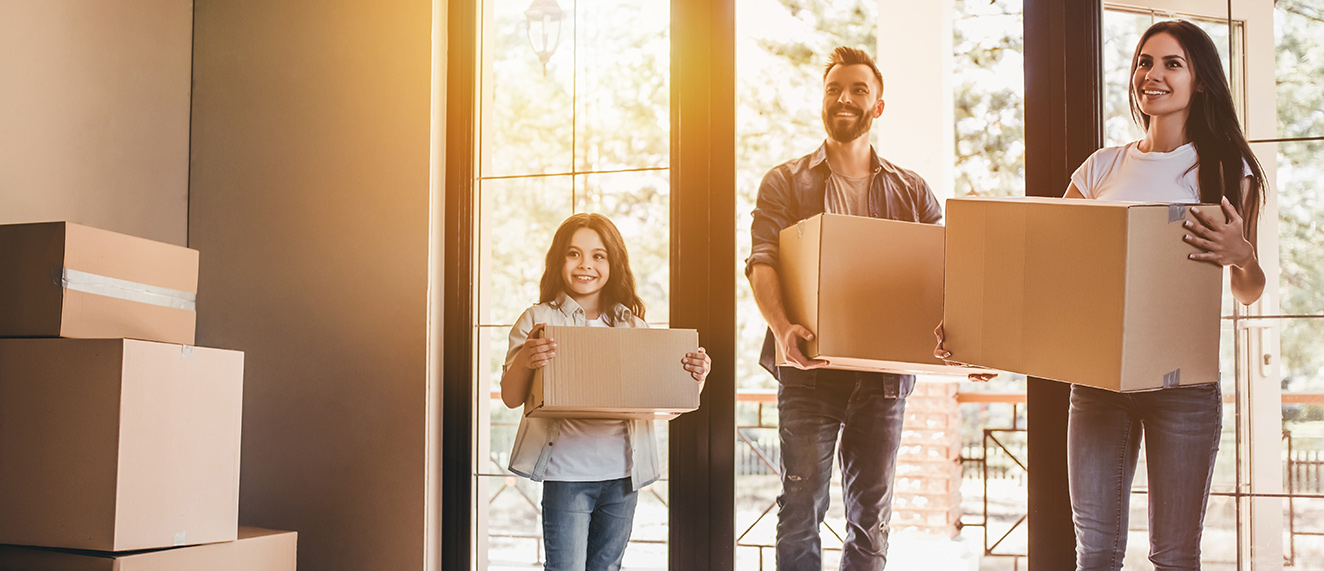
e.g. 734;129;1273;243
745;143;943;395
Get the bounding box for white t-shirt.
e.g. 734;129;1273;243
1071;141;1252;203
542;314;632;482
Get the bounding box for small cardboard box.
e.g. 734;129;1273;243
526;325;701;420
0;338;244;551
0;221;199;344
776;213;973;376
943;197;1222;392
0;526;297;571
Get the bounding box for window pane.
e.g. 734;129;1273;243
477;176;575;326
483;0;577;177
1272;141;1324;318
1275;0;1324;140
1282;495;1324;568
575;171;671;322
574;0;670;173
1282;318;1324;392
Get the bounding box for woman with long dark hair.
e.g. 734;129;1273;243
1063;20;1266;569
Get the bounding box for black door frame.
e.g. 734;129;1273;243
441;0;738;567
1023;0;1103;568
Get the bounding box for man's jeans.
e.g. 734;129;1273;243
1068;383;1222;571
542;478;637;571
776;369;908;571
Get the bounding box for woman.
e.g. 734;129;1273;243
1063;20;1265;570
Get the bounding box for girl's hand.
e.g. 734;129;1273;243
1185;197;1256;268
683;347;710;384
933;322;997;383
515;323;557;370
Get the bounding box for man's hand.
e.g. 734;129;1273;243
933;322;996;382
778;324;830;370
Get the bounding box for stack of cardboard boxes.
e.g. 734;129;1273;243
0;221;297;569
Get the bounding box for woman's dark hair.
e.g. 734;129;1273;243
539;213;646;322
1129;20;1266;235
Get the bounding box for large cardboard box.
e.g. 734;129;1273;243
776;213;972;376
0;339;243;551
943;197;1222;392
0;221;199;345
0;527;297;571
526;325;701;420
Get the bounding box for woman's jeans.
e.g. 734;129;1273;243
1068;383;1222;571
542;477;637;571
776;369;909;571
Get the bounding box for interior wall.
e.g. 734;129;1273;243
188;2;435;570
0;0;192;245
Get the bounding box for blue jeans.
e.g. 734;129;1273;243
542;478;637;571
776;369;909;571
1068;383;1222;571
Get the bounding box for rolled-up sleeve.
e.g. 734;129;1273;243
914;177;944;225
745;166;796;276
505;307;537;371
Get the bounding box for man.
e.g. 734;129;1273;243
745;46;943;570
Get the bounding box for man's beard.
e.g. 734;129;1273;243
822;102;873;143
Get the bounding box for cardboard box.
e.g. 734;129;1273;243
943;197;1222;392
0;221;199;344
526;325;701;420
776;213;974;376
0;527;297;571
0;338;243;551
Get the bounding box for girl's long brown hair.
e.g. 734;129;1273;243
1128;20;1266;238
539;213;646;323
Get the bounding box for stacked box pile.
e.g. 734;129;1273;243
0;222;297;569
892;380;963;538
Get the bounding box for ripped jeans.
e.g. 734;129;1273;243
776;369;909;571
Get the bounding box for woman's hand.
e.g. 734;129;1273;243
1184;197;1256;268
933;322;997;383
514;323;557;370
683;347;711;385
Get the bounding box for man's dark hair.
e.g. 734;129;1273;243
824;46;884;95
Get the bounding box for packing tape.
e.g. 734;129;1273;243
796;220;805;238
173;531;186;546
55;268;196;311
1168;204;1186;223
181;345;195;359
1163;368;1181;389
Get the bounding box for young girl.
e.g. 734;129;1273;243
1062;21;1265;570
500;213;710;571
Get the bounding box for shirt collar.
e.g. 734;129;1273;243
810;141;885;175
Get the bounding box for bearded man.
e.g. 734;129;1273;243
744;46;943;571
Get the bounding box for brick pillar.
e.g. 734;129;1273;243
892;380;962;538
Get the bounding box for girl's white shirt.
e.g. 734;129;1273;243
1071;141;1201;203
504;294;662;490
541;315;632;481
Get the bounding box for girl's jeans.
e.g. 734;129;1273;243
542;477;637;571
775;369;909;571
1068;383;1222;571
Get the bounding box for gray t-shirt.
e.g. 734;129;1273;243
825;171;870;216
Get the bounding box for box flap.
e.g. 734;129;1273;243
63;223;199;294
1119;204;1222;390
778;214;823;356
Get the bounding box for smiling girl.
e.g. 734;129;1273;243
1063;21;1266;570
500;213;710;571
